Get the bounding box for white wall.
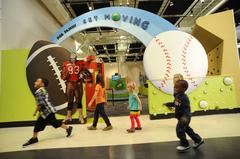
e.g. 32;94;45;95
1;0;76;93
0;0;2;92
2;0;74;50
104;61;145;86
0;0;2;50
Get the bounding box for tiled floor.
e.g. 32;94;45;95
1;137;240;159
0;113;240;156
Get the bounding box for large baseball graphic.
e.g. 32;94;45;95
143;30;208;94
26;40;69;115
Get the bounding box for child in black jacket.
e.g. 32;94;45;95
164;80;204;152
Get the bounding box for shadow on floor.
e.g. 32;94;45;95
1;137;239;159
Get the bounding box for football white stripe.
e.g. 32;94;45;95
55;102;68;111
26;44;61;67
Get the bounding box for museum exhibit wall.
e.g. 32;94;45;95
148;10;240;118
104;61;145;86
0;0;76;123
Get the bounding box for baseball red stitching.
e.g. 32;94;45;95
155;37;172;88
181;35;198;87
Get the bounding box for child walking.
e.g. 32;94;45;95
173;73;184;85
87;73;112;131
164;80;204;152
166;73;184;111
22;78;73;147
126;81;142;133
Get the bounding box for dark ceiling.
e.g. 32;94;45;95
214;0;240;26
60;0;240;63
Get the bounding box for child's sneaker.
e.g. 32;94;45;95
66;126;73;137
127;128;135;133
87;125;97;130
62;118;72;124
176;145;191;152
193;139;204;149
103;125;113;131
79;117;85;124
22;137;38;147
135;127;142;130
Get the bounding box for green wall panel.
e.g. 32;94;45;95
0;49;35;122
148;76;239;116
0;49;86;123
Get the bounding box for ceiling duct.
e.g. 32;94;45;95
40;0;71;25
205;0;228;16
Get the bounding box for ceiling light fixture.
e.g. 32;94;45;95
170;1;174;6
75;41;83;54
89;6;92;10
190;10;193;17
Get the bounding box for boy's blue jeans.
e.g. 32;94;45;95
176;117;202;147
